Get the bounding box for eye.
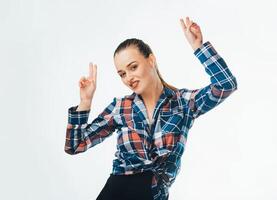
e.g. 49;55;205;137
119;72;126;78
130;65;137;71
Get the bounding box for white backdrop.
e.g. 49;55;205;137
1;0;277;199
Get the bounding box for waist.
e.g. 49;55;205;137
110;170;154;178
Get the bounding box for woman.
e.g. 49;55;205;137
64;16;238;200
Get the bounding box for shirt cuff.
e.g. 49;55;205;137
68;105;90;124
193;41;218;63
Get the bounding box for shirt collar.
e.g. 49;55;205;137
124;85;175;100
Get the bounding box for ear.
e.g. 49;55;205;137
148;53;157;68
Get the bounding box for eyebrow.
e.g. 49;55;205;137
117;61;136;73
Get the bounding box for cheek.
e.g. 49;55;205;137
138;67;150;78
142;68;154;80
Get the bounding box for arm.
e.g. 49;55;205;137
64;97;121;155
181;41;238;119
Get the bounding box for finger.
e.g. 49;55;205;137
88;62;94;78
193;23;202;34
179;18;187;32
191;23;200;31
79;76;86;83
80;76;87;83
79;81;84;88
186;16;194;29
79;80;85;87
88;62;97;82
92;64;97;83
186;16;191;27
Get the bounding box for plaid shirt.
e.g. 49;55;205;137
65;41;238;200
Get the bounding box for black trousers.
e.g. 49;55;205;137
96;170;154;200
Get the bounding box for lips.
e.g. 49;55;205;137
130;81;139;89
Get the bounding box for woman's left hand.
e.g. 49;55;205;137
180;16;203;51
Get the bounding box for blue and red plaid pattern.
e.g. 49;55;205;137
64;41;238;200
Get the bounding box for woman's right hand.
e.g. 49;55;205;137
78;62;97;103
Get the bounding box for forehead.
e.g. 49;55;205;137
114;46;145;69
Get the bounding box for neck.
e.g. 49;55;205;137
140;79;164;106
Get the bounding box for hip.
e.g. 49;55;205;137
96;170;154;200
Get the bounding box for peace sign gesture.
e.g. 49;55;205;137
78;62;97;103
180;16;203;51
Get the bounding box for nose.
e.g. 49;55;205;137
126;74;134;85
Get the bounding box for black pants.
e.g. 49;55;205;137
96;170;154;200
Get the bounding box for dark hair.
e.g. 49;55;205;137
113;38;178;91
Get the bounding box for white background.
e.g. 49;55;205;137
1;0;277;199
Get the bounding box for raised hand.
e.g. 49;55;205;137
180;16;203;51
78;62;97;104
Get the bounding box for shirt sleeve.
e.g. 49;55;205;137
64;97;121;155
181;41;238;119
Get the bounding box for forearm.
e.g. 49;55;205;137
194;41;237;90
64;97;120;155
187;41;238;119
65;106;91;155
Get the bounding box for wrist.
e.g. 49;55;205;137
191;42;203;52
77;100;92;111
80;99;92;104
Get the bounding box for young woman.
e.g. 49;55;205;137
64;16;238;200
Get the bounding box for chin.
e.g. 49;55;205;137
133;89;141;94
133;86;146;95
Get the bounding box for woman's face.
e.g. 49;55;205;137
114;46;156;94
